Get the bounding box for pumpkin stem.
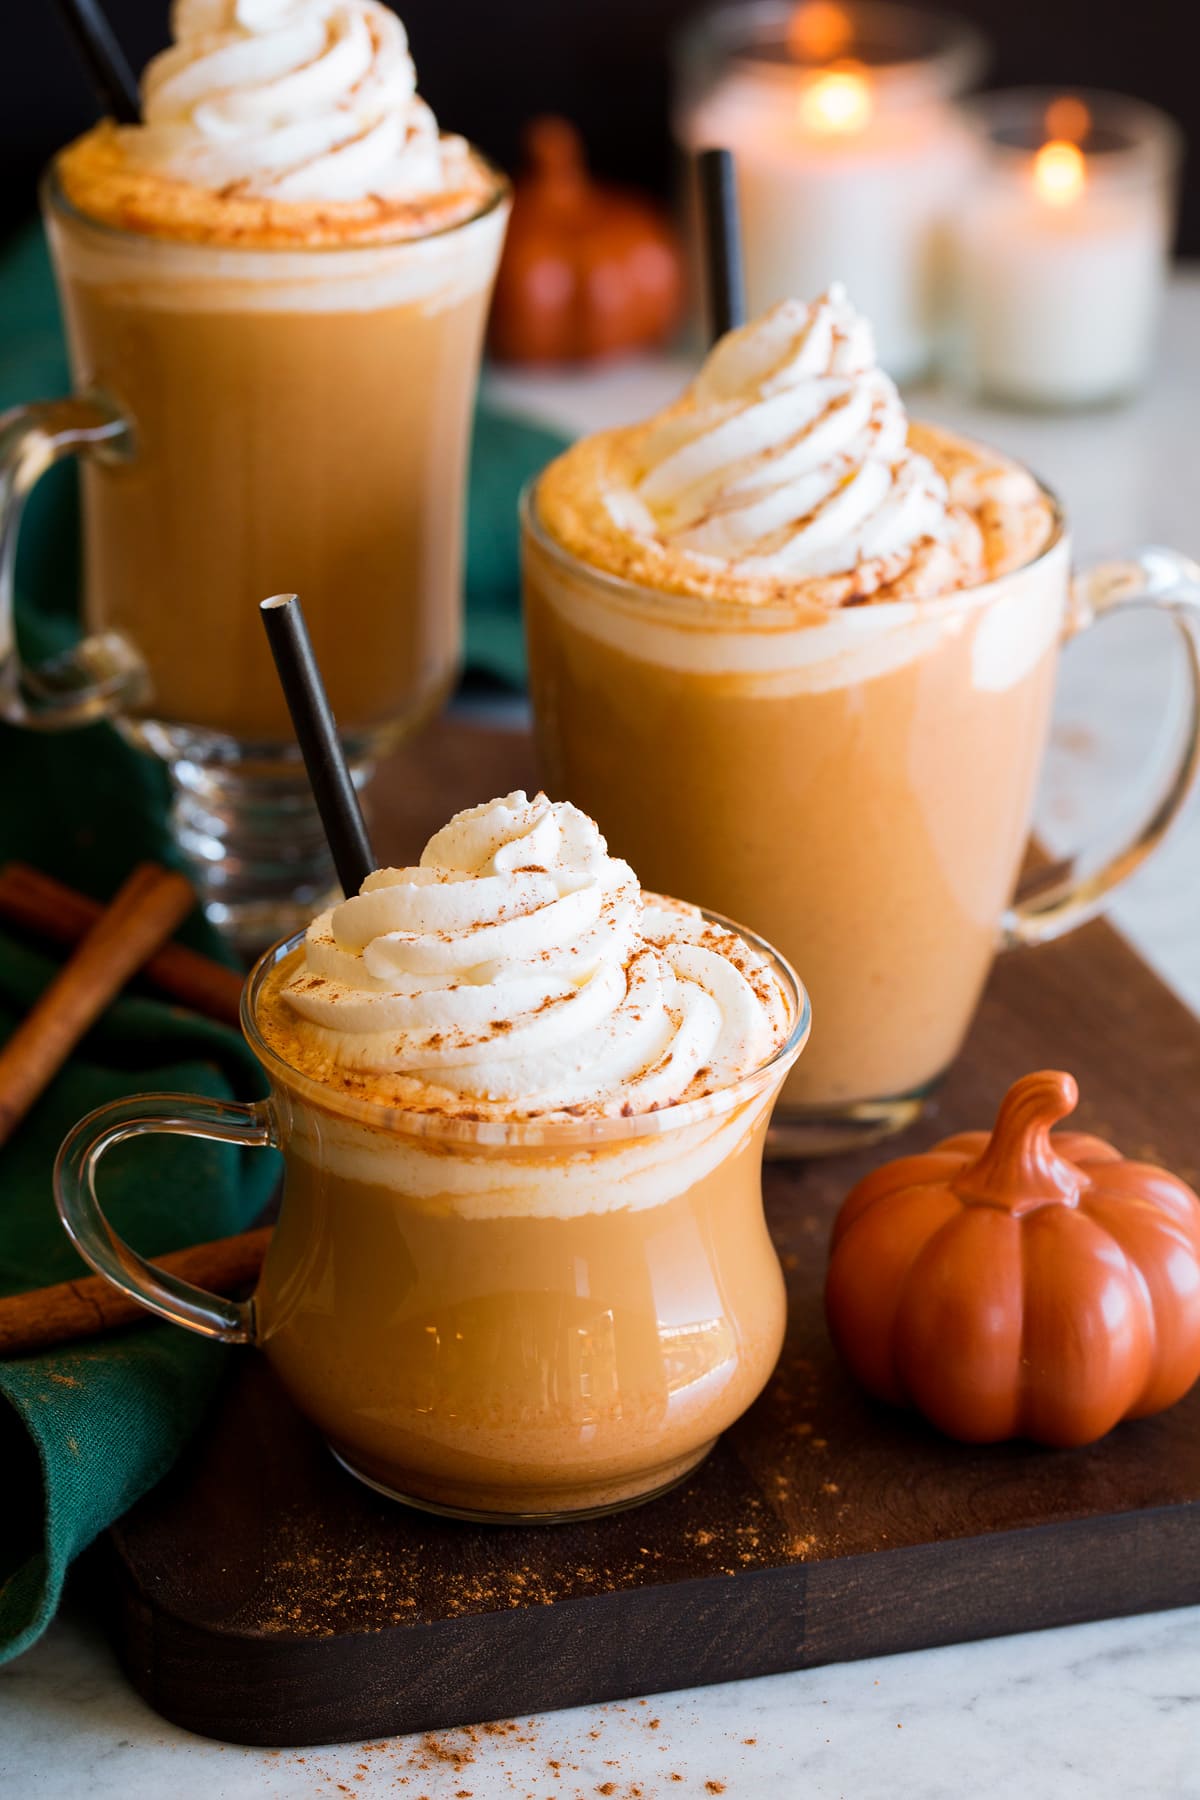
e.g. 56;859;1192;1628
523;116;590;212
955;1071;1083;1213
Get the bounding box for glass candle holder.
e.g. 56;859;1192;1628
672;0;986;380
949;89;1181;409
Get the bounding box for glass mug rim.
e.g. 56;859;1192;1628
961;87;1184;187
520;474;1070;628
240;913;812;1150
674;0;988;106
40;151;512;256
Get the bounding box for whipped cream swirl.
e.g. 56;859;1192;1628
283;793;792;1117
626;286;951;582
125;0;462;201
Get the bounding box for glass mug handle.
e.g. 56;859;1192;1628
0;393;146;729
1002;546;1200;949
54;1092;277;1344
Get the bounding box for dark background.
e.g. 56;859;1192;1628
3;0;1195;248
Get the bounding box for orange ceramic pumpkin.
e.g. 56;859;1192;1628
488;116;684;363
825;1071;1200;1447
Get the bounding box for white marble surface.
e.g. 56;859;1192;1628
2;281;1199;1799
2;1597;1198;1799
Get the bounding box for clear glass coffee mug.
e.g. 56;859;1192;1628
523;483;1200;1154
55;921;810;1524
1;163;509;952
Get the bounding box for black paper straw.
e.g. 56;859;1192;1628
698;147;746;342
260;595;375;898
52;0;140;125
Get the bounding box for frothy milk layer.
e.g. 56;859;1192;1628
49;186;508;313
255;793;800;1214
527;521;1070;697
535;289;1056;613
58;1;497;247
277;1096;776;1219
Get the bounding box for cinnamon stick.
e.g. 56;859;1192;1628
0;863;196;1148
0;863;244;1027
0;1225;272;1356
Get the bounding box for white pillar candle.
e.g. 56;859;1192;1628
952;91;1180;409
674;1;985;382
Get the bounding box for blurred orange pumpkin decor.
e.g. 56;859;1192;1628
488;116;685;363
825;1071;1200;1448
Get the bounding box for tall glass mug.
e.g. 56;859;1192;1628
0;164;508;948
523;489;1200;1152
55;921;809;1523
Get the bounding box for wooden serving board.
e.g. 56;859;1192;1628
100;721;1200;1746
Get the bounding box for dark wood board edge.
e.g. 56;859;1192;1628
101;1503;1200;1746
104;1557;807;1747
801;1503;1200;1666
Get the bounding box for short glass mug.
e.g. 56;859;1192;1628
523;482;1200;1153
0;162;509;951
55;920;809;1524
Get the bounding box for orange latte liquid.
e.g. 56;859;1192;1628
254;1099;784;1516
46;158;507;747
525;504;1067;1113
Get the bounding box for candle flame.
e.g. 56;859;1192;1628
1033;139;1086;206
788;1;854;62
1044;96;1091;144
800;66;874;135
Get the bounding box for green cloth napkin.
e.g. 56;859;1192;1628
0;219;565;1665
0;698;282;1664
0;220;568;689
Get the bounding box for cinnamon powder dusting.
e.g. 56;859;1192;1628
244;1695;757;1794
